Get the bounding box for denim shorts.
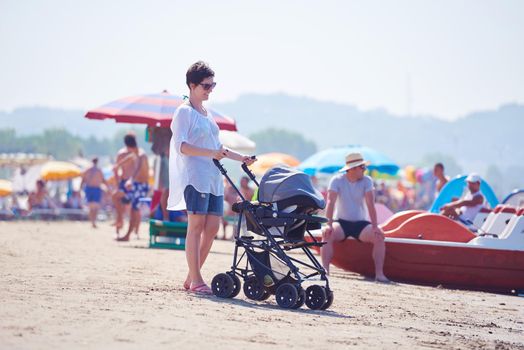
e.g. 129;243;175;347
184;185;224;216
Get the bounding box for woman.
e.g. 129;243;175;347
168;61;256;294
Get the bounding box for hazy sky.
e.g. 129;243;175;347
1;0;523;120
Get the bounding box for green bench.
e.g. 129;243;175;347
149;219;188;250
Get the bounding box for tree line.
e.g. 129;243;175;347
0;128;147;160
0;127;318;162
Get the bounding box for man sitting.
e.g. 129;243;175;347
440;173;485;224
321;152;389;282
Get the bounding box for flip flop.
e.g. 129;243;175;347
189;283;213;295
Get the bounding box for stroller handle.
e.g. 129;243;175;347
213;159;227;176
212;156;258;201
241;156;259;187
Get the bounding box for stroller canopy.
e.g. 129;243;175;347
258;166;325;209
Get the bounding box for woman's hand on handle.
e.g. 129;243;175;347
242;155;257;166
211;146;228;160
218;147;257;164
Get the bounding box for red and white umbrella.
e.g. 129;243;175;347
85;90;237;131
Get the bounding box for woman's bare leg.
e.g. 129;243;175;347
185;214;207;286
184;214;220;288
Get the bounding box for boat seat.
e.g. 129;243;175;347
498;208;524;240
479;205;516;236
385;212;476;242
472;207;491;229
479;206;503;233
469;209;524;250
380;210;425;232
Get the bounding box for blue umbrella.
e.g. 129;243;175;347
298;145;399;176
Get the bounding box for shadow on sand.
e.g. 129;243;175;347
198;293;352;319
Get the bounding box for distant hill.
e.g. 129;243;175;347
1;95;523;173
0;107;126;138
212;94;524;172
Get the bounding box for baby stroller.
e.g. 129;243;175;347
211;160;333;310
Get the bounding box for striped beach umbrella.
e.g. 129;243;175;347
85;90;237;131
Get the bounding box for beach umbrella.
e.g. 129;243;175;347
85;90;237;131
249;152;300;175
219;130;256;153
0;179;13;197
41;161;82;181
298;145;399;176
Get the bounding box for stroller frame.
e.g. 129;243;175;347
211;160;334;310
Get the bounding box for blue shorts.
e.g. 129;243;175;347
184;185;224;216
129;182;149;211
119;179;132;204
84;186;102;203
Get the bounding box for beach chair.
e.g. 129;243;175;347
149;219;187;250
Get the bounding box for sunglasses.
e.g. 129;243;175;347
199;82;217;90
359;165;367;170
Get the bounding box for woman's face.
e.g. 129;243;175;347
190;76;215;101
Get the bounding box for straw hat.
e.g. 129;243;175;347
339;152;370;172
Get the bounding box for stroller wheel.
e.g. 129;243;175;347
243;276;266;300
320;288;334;310
211;273;235;298
259;290;271;301
291;286;306;309
275;283;299;309
305;285;327;310
227;272;241;298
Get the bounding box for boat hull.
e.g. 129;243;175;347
328;238;524;293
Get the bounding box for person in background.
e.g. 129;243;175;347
222;179;239;239
239;176;254;203
64;190;83;209
434;163;449;194
81;157;108;228
151;126;172;222
321;152;389;282
440;173;485;224
112;133;138;233
28;180;55;211
115;136;150;241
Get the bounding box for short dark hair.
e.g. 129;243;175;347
434;163;444;170
124;134;137;148
186;61;214;88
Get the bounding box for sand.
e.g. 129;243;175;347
0;221;523;349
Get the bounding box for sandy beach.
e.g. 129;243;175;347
1;221;523;349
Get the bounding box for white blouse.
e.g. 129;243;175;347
167;104;223;210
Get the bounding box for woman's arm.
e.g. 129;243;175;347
222;148;256;165
180;142;226;159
